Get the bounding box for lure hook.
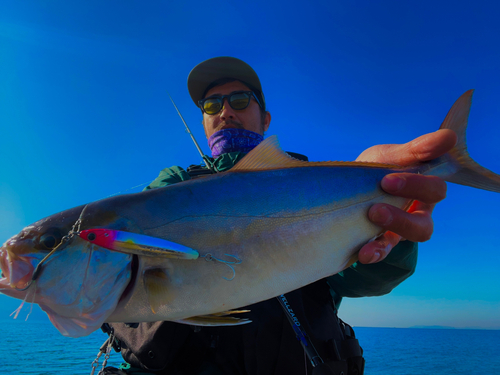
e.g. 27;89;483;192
202;253;242;281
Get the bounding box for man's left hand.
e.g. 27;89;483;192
356;129;458;264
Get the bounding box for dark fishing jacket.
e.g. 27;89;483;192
105;151;418;375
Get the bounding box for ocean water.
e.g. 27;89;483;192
355;327;500;374
1;320;499;374
1;319;123;375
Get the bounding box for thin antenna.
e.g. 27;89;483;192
167;91;217;173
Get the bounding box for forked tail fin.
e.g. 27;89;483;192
438;90;500;193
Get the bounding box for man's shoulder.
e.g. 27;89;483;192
144;165;191;190
143;162;215;190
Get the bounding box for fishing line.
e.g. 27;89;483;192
10;281;38;320
14;205;88;292
10;300;25;319
167;91;218;174
101;91;219;199
105;182;151;198
25;284;37;320
11;206;90;321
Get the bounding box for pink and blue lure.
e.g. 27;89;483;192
79;229;199;260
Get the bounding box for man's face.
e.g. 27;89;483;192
202;81;271;139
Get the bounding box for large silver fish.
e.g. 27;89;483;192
1;90;499;337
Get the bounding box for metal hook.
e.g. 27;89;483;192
201;253;242;281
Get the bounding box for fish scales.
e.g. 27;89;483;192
1;90;500;337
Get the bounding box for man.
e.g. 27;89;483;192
102;57;454;375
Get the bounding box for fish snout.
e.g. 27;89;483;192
0;248;9;286
0;240;39;291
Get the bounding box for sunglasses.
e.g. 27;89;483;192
198;91;263;115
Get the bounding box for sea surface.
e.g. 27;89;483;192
1;319;499;374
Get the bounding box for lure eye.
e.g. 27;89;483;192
37;229;63;251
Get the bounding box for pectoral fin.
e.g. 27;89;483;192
144;268;171;314
79;229;199;259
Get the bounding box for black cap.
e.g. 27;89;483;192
187;56;265;110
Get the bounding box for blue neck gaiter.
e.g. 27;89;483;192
208;128;264;158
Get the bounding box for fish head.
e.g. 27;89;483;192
0;204;134;337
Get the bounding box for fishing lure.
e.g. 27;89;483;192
79;229;199;260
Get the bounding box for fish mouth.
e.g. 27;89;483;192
0;248;8;286
0;247;37;298
0;241;13;288
0;271;21;298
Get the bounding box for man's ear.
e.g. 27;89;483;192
263;111;271;132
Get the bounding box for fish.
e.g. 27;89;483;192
1;90;499;338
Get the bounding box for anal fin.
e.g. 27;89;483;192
175;315;252;326
175;310;252;326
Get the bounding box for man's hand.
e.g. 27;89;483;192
356;129;458;264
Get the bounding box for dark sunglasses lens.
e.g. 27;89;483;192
203;99;222;115
230;93;251;110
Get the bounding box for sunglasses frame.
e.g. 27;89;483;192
198;91;263;115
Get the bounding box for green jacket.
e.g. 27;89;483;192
144;151;418;306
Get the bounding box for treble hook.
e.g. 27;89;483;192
201;253;242;281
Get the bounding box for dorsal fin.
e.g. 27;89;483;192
230;135;402;172
230;135;307;171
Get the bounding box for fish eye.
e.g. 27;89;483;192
40;235;57;249
37;229;63;251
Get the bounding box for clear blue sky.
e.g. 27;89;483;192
1;0;499;333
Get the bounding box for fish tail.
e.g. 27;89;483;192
438;90;500;193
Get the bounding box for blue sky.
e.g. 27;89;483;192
1;0;499;335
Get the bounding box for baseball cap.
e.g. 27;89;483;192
187;56;266;110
